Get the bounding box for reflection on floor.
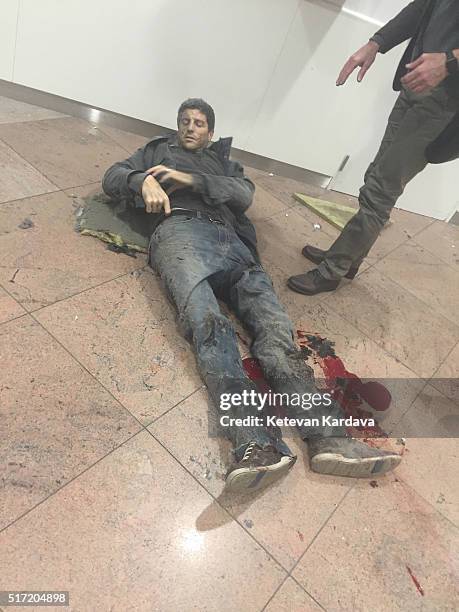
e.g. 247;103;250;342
0;94;458;612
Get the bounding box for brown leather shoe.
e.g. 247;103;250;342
287;269;340;295
302;245;359;280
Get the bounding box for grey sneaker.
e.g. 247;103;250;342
308;437;401;478
225;441;296;493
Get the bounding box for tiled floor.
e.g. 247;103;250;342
0;94;458;611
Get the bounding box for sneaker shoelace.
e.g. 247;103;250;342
241;441;257;462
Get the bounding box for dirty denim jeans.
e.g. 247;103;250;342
318;85;458;280
149;215;346;460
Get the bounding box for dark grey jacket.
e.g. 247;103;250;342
102;135;260;259
372;0;459;163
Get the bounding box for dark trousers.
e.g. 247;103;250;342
149;215;346;459
318;85;458;280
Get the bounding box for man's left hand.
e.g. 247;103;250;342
147;165;194;192
402;53;448;93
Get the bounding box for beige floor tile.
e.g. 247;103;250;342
261;258;325;321
0;316;141;530
0;95;67;124
150;388;233;498
246;183;292;222
393;384;459;439
0;431;286;612
431;341;459;404
413;219;459;268
150;388;352;570
97;124;151;152
294;303;423;433
64;181;102;202
0;139;57;204
375;240;459;325
244;165;272;182
249;172;307;206
35;269;202;424
0;192;143;310
290;202;344;240
264;578;323;612
249;173;328;209
357;210;432;270
0;286;26;324
325;267;459;379
391;206;435;236
396;436;459;526
293;481;459;611
0;117;128;189
257;209;336;268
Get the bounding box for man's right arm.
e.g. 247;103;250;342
102;146;171;214
370;0;429;54
102;147;150;200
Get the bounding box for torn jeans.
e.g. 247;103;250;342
149;215;346;460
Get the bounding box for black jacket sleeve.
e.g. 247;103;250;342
191;161;255;214
102;147;150;199
370;0;430;53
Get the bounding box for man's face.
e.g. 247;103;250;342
177;108;213;151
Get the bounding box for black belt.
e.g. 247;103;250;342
168;207;226;225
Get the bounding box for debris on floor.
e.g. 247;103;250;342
406;565;425;596
18;218;34;229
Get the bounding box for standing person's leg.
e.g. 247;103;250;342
288;86;458;294
149;216;295;491
229;260;401;477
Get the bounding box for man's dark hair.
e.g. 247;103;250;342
177;98;215;132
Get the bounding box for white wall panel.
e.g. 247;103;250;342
13;0;299;147
246;1;400;176
322;0;410;25
0;0;19;81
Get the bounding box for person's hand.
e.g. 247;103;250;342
141;175;171;215
336;40;380;86
147;165;194;191
401;53;448;93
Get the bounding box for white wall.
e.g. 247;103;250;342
12;0;300;147
245;2;401;176
0;0;19;81
2;0;458;220
326;0;409;25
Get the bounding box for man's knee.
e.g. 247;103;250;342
181;306;232;346
359;176;395;227
252;318;296;359
256;341;313;381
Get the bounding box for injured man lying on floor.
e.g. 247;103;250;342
102;98;401;492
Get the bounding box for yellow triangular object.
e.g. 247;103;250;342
294;193;356;230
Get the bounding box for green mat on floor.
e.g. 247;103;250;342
293;193;356;230
75;192;157;253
